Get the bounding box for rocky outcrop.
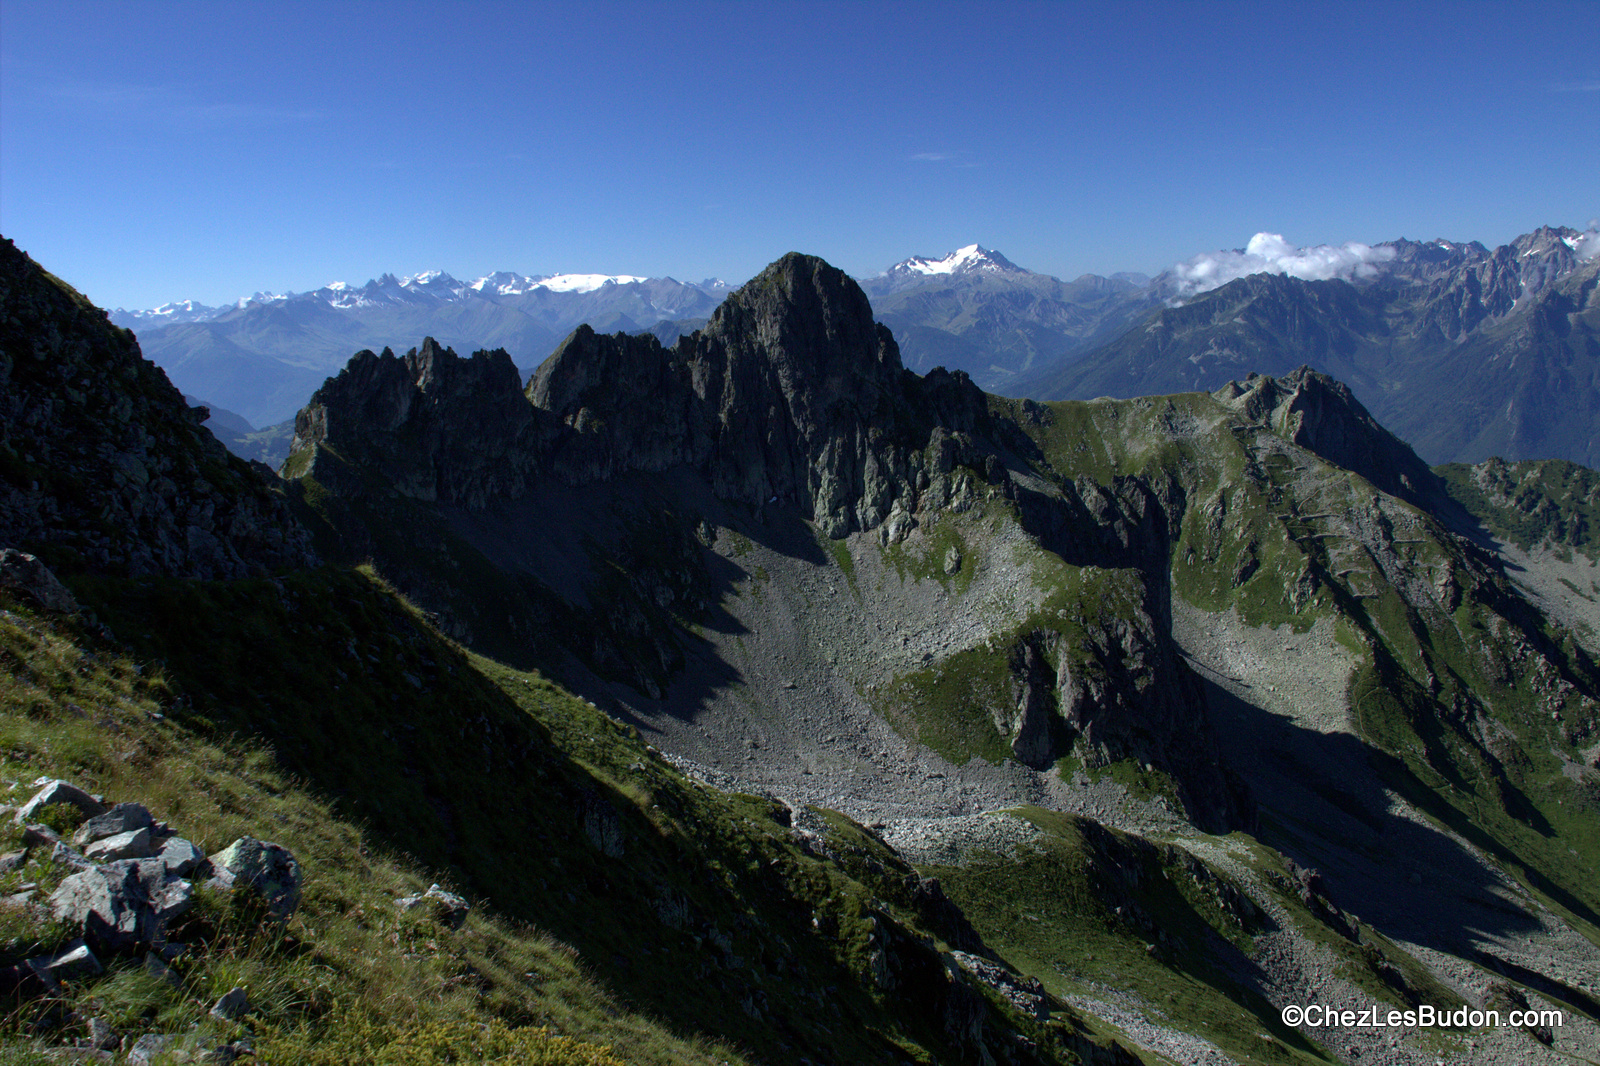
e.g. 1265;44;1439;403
1211;366;1438;506
289;253;1007;545
531;253;998;537
0;549;79;613
290;338;544;509
0;238;315;578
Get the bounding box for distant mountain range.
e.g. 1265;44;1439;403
1020;225;1600;466
115;271;731;428
857;245;1159;388
124;226;1599;469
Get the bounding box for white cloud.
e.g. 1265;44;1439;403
1172;232;1396;297
1568;226;1600;261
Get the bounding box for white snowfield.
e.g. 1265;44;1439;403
893;244;1008;275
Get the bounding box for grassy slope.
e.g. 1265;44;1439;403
1;568;1135;1065
1436;458;1600;562
860;390;1600;1058
998;392;1600;929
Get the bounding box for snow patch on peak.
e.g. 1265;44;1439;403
891;244;1020;277
1567;228;1600;261
533;273;647;293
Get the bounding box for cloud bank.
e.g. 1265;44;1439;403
1172;233;1396;297
1568;224;1600;262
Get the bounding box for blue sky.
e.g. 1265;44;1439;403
2;0;1597;310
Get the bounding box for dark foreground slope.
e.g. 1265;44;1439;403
284;254;1600;1064
0;241;1141;1065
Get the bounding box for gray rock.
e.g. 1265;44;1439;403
87;1016;118;1051
42;1049;113;1064
16;780;105;825
0;849;26;873
395;884;470;929
50;841;94;872
143;951;182;989
126;1033;242;1065
72;803;154;845
210;985;250;1021
26;939;103;989
948;950;1051;1021
0;548;79;613
210;837;300;919
125;1035;175;1066
83;827;155;862
49;858;193;952
157;837;206;877
21;823;60;848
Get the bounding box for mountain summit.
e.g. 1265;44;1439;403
881;244;1028;284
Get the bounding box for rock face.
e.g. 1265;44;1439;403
531;253;996;538
0;237;315;578
290;338;543;509
0;549;79;612
1211;366;1438;507
291;254;1001;542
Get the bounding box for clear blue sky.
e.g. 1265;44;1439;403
3;0;1597;310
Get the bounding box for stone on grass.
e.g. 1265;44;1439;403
83;827;155;862
210;837;300;920
25;939;103;990
210;985;250;1021
143;952;182;989
49;858;193;952
16;780;105;825
395;883;471;929
72;803;154;846
87;1017;118;1051
125;1035;175;1066
157;836;207;877
0;549;79;613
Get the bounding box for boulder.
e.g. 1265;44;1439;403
157;837;207;877
210;985;250;1021
72;803;155;845
210;837;300;920
49;841;94;872
25;939;104;991
49;858;193;952
83;827;155;862
0;549;79;613
16;780;105;825
395;883;470;929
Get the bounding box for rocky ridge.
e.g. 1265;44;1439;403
0;238;314;579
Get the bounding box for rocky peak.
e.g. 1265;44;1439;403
0;237;314;578
290;338;541;509
530;253;995;536
1212;366;1438;505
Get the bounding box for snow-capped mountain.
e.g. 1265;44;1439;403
114;268;732;429
856;244;1160;386
869;244;1030;294
111;299;222;326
